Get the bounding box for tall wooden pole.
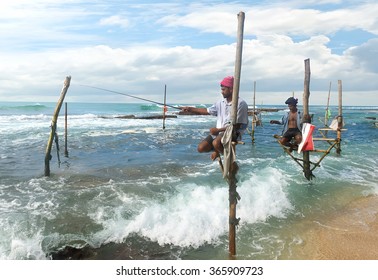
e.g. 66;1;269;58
228;11;244;258
163;84;167;129
302;59;313;180
251;81;256;144
323;81;332;137
325;81;332;126
64;102;69;157
44;76;71;176
336;80;343;154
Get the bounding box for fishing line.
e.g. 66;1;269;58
79;84;182;110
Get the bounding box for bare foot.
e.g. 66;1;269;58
210;151;220;161
288;144;298;153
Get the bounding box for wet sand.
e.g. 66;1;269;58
297;195;378;260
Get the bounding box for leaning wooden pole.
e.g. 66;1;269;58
44;76;71;176
302;59;313;180
228;11;244;258
336;80;343;154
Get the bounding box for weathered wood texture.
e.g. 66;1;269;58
228;11;245;258
302;59;314;180
44;76;71;176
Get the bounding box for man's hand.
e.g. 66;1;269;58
210;127;219;136
180;106;191;112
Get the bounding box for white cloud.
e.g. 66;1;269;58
0;1;377;106
99;15;130;29
347;39;378;72
1;33;376;105
159;3;378;37
158;11;238;36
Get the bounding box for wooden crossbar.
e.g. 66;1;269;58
313;137;337;141
318;128;347;131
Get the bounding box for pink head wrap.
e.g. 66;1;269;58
220;76;234;88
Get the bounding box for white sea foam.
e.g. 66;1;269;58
110;183;229;248
89;167;292;249
6;235;47;260
0;216;48;260
238;167;293;223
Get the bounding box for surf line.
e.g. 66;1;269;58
79;84;181;110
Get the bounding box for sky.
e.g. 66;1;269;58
0;0;377;106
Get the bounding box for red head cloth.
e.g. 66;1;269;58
220;76;234;88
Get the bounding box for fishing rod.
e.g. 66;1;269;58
79;84;182;110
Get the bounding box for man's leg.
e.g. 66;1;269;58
280;137;297;152
210;134;223;160
294;133;302;145
197;135;214;153
279;137;291;147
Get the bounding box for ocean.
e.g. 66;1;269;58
0;101;377;260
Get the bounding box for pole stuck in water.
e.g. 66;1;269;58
227;11;245;258
325;81;332;126
302;59;314;180
336;80;343;154
44;76;71;176
64;102;69;157
251;81;256;144
163;84;167;129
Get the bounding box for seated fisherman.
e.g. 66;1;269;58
180;76;248;160
270;97;303;151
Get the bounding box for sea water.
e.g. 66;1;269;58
0;101;377;259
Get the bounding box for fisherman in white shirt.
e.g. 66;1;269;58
180;76;249;160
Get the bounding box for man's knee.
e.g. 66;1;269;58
212;138;223;151
295;134;302;144
280;138;290;146
197;143;205;153
198;141;211;153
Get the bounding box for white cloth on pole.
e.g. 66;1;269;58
221;125;235;178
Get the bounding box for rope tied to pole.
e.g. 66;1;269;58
229;189;241;202
229;217;241;226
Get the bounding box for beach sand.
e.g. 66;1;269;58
296;195;378;260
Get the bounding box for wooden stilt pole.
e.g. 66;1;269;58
44;76;71;176
163;84;167;129
302;59;314;180
325;81;332;126
336;80;343;154
251;81;256;144
228;11;245;258
323;81;332;138
64;102;69;157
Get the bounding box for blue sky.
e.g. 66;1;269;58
1;0;377;105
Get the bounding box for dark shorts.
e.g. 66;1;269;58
283;128;301;141
204;134;214;145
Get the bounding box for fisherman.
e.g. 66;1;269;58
180;76;249;160
270;97;303;151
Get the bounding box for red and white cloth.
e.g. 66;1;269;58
298;123;316;153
